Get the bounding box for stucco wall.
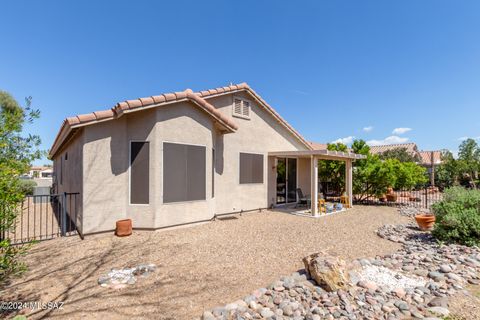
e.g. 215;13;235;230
76;90;310;234
205;92;309;214
53;130;84;234
82;102;216;233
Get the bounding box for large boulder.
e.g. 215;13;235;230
303;252;349;292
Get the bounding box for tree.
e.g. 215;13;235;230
351;139;370;156
457;139;480;188
396;161;428;190
350;139;428;201
435;150;459;190
318;143;347;193
379;147;420;163
0;90;42;282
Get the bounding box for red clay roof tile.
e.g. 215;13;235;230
77;113;96;123
139;97;154;106
126;99;142;109
152;95;166;103
93;110;114;120
174;91;187;99
163;93;176;102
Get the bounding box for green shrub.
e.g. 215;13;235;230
432;187;480;246
18;179;36;196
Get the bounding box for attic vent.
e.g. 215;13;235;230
232;98;251;119
234;99;242;115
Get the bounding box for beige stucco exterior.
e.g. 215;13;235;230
52;90;316;235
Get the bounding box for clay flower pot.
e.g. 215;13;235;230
415;214;436;231
116;219;132;237
386;193;397;202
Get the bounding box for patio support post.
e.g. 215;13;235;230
311;155;318;216
346;159;353;208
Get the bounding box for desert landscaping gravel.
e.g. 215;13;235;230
2;206;408;319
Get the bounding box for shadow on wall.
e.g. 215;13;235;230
215;133;224;175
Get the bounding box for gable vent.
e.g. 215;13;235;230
234;99;242;115
242;101;250;117
233;98;251;119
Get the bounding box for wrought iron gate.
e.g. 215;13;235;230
1;192;80;245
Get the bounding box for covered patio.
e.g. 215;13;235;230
268;149;366;217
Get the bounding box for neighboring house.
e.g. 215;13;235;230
369;143;442;186
310;142;442;186
418;150;442;186
369;143;419;156
49;83;364;236
28;166;53;179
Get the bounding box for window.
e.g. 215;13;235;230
212;148;215;198
233;98;250;119
130;141;150;204
163;142;206;203
239;153;264;184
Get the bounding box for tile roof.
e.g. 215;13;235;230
419;150;442;166
308;141;328;150
49;83;313;157
369;143;418;155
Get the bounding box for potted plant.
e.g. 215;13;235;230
415;213;435;231
386;193;397;202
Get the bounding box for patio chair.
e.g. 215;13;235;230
296;188;311;208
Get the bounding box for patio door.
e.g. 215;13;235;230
276;158;297;204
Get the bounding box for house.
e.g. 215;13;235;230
28;166;53;179
49;83;364;236
369;143;442;186
310;142;443;186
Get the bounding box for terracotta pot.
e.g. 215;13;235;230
409;196;421;202
116;219;132;237
415;214;436;231
386;193;397;202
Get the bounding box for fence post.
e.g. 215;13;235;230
424;186;428;209
61;192;67;236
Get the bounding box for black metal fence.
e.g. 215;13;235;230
353;186;443;209
0;192;80;245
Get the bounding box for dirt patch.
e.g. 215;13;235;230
2;206;409;319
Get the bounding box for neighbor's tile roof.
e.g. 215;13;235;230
419;150;442;165
369;143;418;155
49;83;313;157
308;142;328;150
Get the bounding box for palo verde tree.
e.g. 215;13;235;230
0;90;42;282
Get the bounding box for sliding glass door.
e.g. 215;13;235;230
276;158;287;204
276;158;297;204
287;158;297;203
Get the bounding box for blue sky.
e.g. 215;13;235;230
1;1;480;164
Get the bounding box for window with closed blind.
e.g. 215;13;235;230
163;142;206;203
239;153;264;184
130;141;150;204
232;98;251;119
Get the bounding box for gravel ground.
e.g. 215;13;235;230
2;206;409;320
449;286;480;320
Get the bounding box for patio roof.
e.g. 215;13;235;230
268;149;366;160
